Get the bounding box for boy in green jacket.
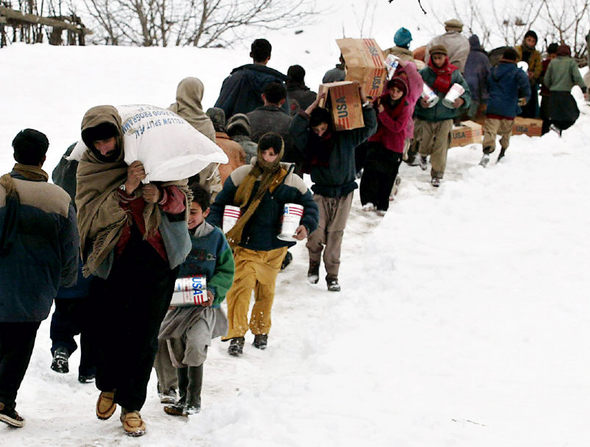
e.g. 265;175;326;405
414;45;471;187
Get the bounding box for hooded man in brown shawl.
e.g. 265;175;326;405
76;105;191;437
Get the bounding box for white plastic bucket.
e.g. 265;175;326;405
442;83;465;108
170;276;208;306
421;84;439;108
277;203;304;241
222;205;241;233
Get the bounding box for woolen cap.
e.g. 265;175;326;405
444;18;463;31
12;128;49;165
394;27;413;48
430;44;448;56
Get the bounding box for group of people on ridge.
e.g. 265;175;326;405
1;21;587;437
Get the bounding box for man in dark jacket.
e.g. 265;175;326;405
49;143;96;383
0;129;79;428
480;48;530;166
247;81;292;143
463;35;491;121
290;86;377;291
215;38;289;119
286;64;317;116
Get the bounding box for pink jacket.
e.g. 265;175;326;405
394;61;423;139
368;78;414;153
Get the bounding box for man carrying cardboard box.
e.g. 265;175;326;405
289;85;376;292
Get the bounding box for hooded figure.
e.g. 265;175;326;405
463;35;491;119
76;105;191;437
169;77;221;197
227;113;258;163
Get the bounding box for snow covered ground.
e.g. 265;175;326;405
2;3;590;444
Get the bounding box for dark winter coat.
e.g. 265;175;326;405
208;162;319;252
486;61;531;118
0;169;79;322
214;64;289;119
289;106;377;197
286;83;317;116
464;35;491;103
247;105;292;143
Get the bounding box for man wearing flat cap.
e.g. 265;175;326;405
0;129;79;428
426;18;470;72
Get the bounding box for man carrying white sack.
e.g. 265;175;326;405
76;105;191;437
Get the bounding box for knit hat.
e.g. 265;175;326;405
387;76;408;96
394;27;413;49
227;113;251;137
502;47;519;62
557;44;571;57
444;18;463;32
524;30;538;44
206;107;226;133
81;122;119;149
12;128;49;165
430;44;448;56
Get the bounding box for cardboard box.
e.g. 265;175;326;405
318;81;364;131
450;120;483;148
337;38;387;99
512;117;542;137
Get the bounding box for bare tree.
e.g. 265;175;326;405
541;0;590;61
83;0;315;47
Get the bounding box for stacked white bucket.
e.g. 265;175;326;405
170;276;208;306
223;205;241;233
277;203;304;241
442;84;465;108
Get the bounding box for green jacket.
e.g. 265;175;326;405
415;66;471;122
544;56;586;92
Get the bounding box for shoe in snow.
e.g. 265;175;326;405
326;276;341;292
96;390;116;420
479;154;490;167
431;177;441;187
253;334;268;350
375;209;386;217
120;409;146;437
159;388;178;404
390;176;401;201
185;405;200;415
164;404;188;417
228;337;245;356
361;202;375;212
497;148;506;162
51;348;69;374
550;124;562;137
78;373;96;384
0;402;24;428
418;155;428;171
307;261;320;284
280;251;293;271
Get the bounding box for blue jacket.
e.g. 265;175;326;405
214;64;289;119
486;62;531;118
289;106;377;198
208;162;319;252
464;35;491;103
0;169;79;322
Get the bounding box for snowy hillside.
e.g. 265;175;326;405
2;3;590;445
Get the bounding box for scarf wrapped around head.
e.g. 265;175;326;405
76;105;191;277
428;55;458;94
225;133;287;247
168;77;216;143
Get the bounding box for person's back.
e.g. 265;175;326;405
227;113;258;163
0;131;78;321
487;60;530;118
247;82;292;143
464;35;491;104
426;19;470;72
286;65;317;116
544;51;586;92
214;39;288;119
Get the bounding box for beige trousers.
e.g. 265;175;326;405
415;118;453;179
482;118;513;153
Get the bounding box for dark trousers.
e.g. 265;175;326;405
0;321;41;410
50;298;95;376
540;95;551;135
520;83;539;118
89;229;178;412
360;143;403;212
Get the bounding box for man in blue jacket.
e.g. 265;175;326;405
480;47;531;166
0;129;79;427
215;38;289;119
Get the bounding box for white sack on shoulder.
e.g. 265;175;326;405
68;104;228;182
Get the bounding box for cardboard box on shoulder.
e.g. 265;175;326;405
337;38;387;100
512;117;542;137
450;120;483;148
318;81;364;131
